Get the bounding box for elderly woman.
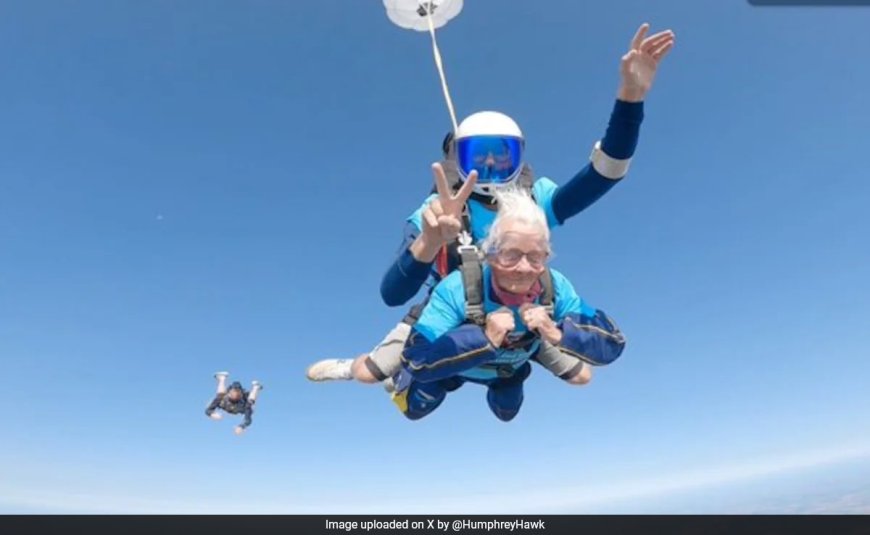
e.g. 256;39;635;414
390;188;626;422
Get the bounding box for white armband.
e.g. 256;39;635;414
589;140;631;180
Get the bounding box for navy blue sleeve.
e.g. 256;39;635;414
551;100;644;224
239;403;253;428
205;394;222;417
379;223;436;307
402;324;497;383
557;309;626;366
601;99;644;159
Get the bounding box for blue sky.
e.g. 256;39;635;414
1;0;869;513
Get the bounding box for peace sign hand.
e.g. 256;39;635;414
433;162;478;221
618;23;676;102
420;163;478;247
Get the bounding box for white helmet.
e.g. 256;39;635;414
454;111;525;197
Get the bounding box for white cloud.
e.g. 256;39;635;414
2;443;869;514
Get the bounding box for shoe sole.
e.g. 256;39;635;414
306;363;348;382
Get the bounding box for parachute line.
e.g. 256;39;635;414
425;4;459;133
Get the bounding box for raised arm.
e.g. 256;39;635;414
551;23;675;224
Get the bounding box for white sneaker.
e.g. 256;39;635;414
214;371;229;379
306;359;354;382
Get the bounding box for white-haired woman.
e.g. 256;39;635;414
391;188;626;422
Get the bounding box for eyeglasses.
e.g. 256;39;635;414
489;248;549;268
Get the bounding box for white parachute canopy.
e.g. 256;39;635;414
383;0;463;131
383;0;463;32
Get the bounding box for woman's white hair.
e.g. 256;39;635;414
480;186;551;255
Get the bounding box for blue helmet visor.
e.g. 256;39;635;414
456;136;523;184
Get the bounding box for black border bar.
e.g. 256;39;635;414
1;515;869;535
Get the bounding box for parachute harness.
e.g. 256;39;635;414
455;230;485;325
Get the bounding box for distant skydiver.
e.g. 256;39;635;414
205;372;263;435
